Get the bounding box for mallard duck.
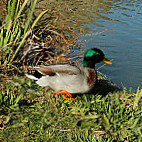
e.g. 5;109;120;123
25;48;112;101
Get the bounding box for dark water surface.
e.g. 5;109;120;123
79;0;142;90
39;0;142;90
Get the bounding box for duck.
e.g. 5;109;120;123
25;48;112;101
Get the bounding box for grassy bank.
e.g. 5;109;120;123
0;76;142;141
0;0;142;141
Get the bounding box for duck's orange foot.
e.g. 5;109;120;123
54;90;76;101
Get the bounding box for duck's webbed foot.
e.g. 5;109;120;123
54;90;76;101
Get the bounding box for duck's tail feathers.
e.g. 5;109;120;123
25;68;44;80
36;76;49;87
25;73;49;87
25;74;39;80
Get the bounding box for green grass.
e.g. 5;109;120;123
0;76;142;141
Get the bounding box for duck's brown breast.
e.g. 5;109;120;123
86;68;97;88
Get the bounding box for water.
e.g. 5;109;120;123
80;0;142;90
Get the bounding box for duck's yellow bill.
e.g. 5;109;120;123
103;57;113;65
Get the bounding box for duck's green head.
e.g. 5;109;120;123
83;48;112;68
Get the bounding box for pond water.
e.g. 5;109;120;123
79;0;142;90
39;0;142;90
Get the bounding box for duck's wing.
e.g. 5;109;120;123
26;64;82;80
35;64;81;75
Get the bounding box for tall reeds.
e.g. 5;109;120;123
0;0;38;65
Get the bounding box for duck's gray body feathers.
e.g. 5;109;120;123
26;64;97;94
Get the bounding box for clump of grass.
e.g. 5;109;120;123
0;75;33;113
0;0;38;65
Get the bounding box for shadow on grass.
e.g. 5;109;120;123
92;79;120;95
73;79;120;98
